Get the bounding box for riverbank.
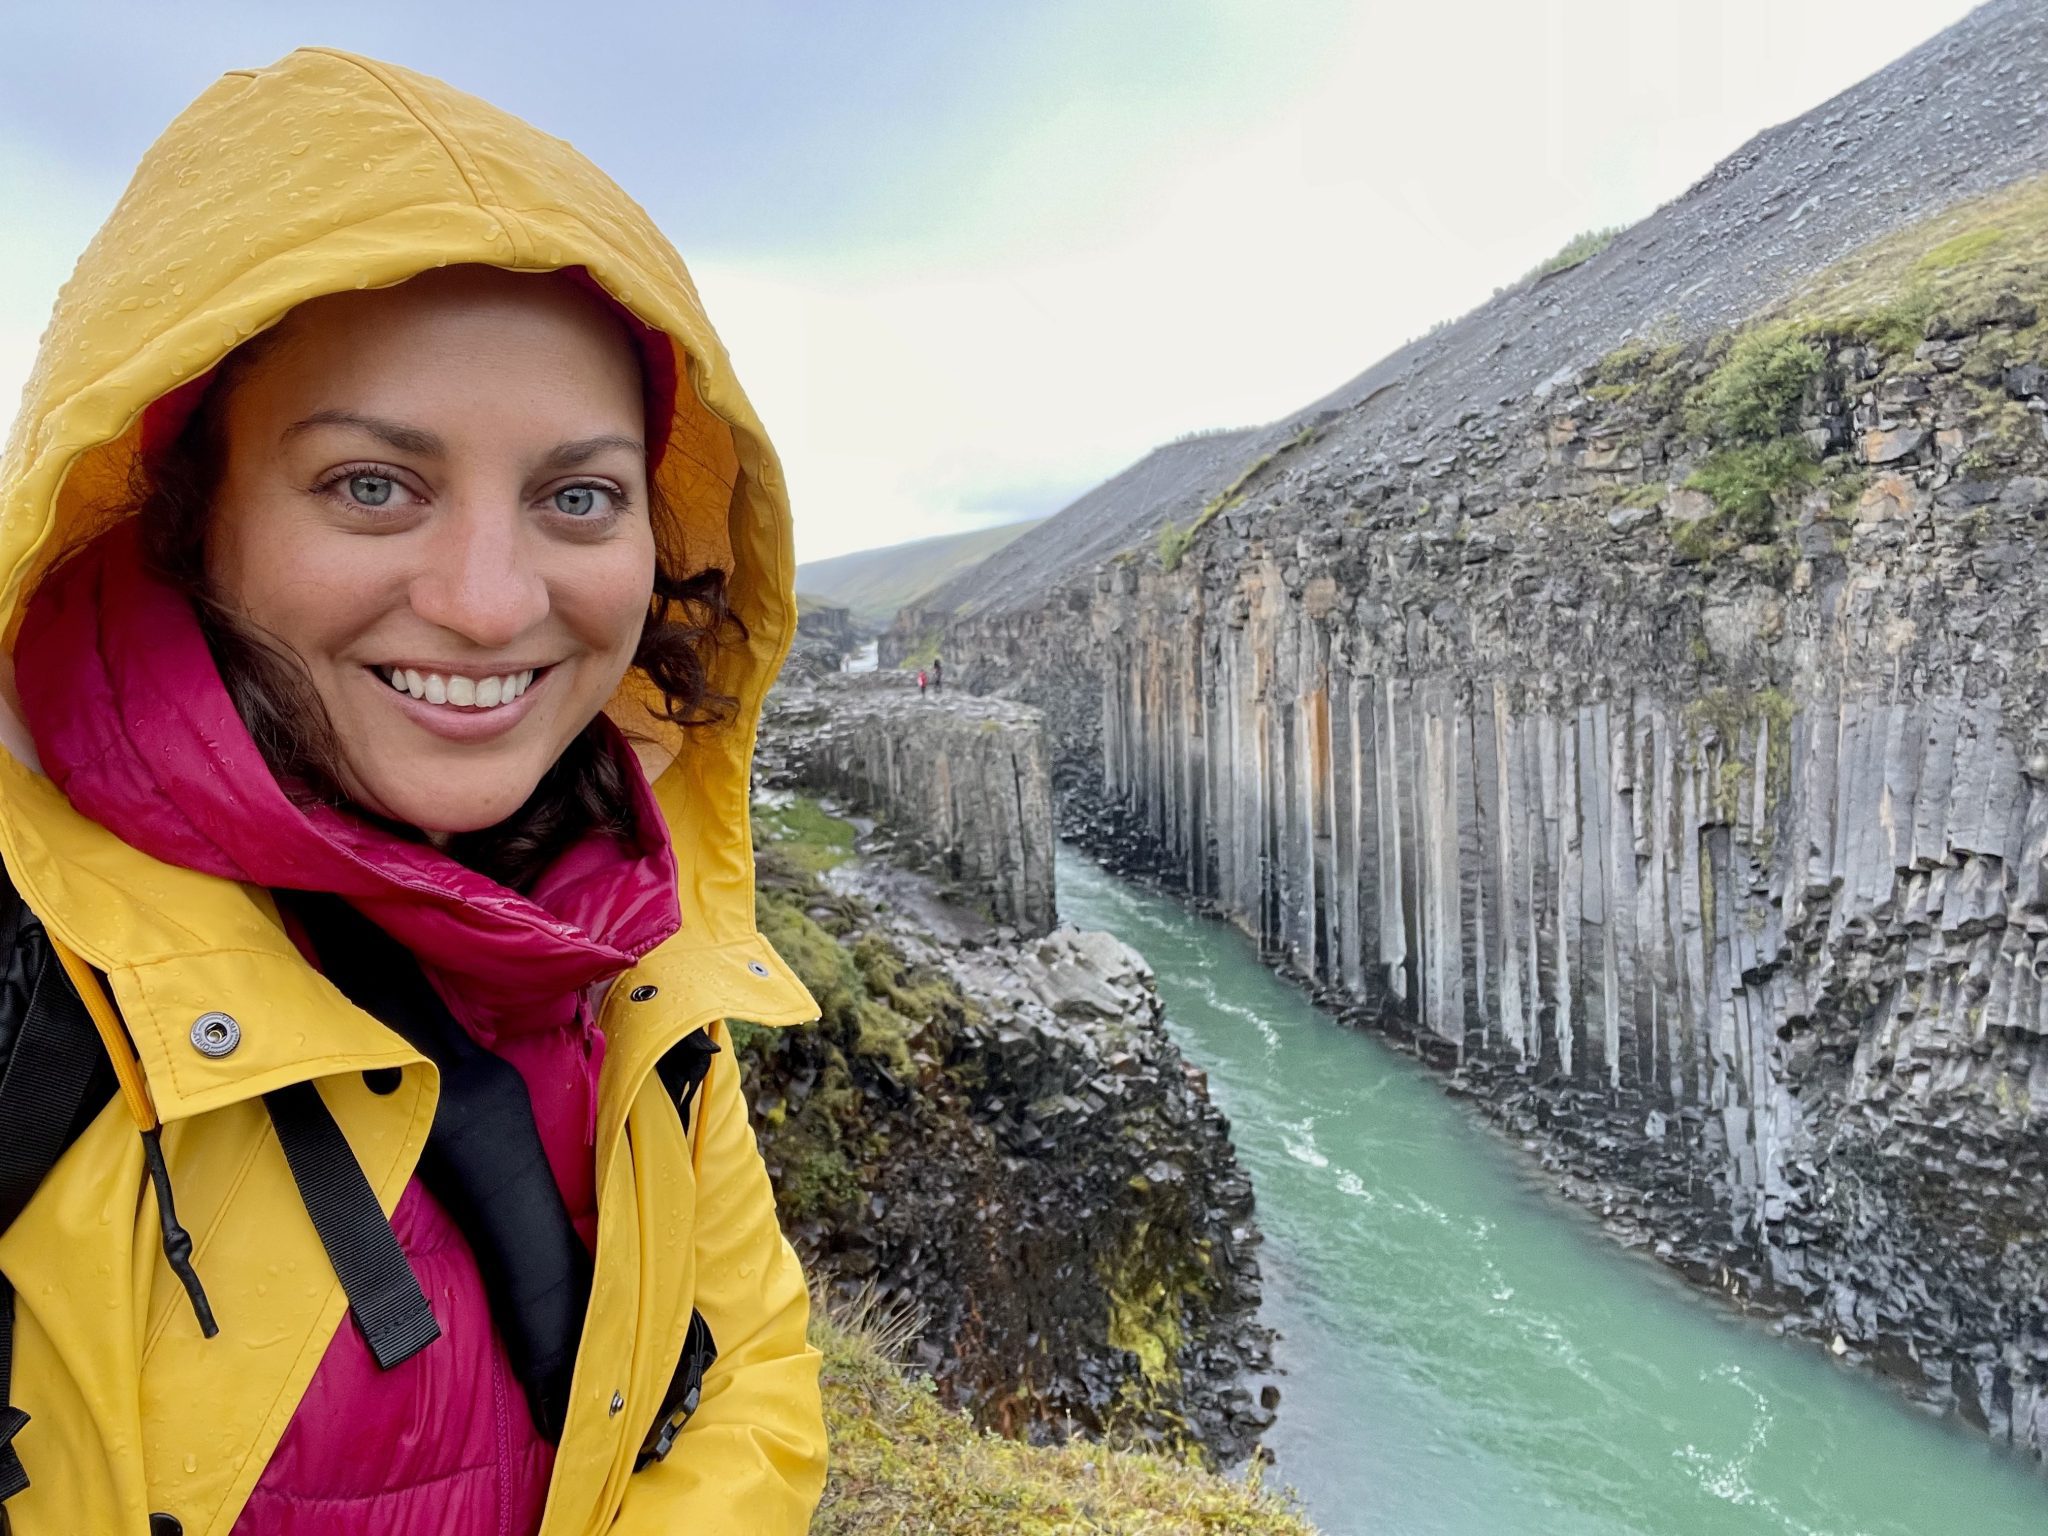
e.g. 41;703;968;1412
736;735;1275;1462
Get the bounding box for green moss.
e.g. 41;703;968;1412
743;795;980;1230
1684;439;1820;532
753;793;860;874
1687;324;1825;444
1683;686;1799;832
1522;225;1624;284
1821;463;1873;514
1187;445;1282;539
1786;174;2048;356
1587;337;1692;419
1917;227;2009;273
1157;520;1193;572
814;1291;1316;1535
898;630;943;670
1091;1206;1226;1465
1963;399;2040;474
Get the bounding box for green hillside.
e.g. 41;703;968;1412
795;519;1045;629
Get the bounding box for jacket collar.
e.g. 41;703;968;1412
0;733;814;1123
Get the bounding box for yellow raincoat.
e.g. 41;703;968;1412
0;48;826;1535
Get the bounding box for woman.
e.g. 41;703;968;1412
0;47;826;1535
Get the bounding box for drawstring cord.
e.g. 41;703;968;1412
50;939;218;1338
140;1127;218;1337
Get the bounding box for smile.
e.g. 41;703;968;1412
381;666;538;709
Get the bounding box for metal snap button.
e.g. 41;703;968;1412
609;1390;625;1416
746;960;771;978
629;984;659;1003
190;1012;241;1058
150;1516;184;1536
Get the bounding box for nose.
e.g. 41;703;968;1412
406;501;551;648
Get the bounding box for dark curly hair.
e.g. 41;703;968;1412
135;329;746;893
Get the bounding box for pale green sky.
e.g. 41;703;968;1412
0;0;1991;560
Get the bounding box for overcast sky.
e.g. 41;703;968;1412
0;1;1987;561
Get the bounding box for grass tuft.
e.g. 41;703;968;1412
1523;226;1625;284
814;1285;1317;1535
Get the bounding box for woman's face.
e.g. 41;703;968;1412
206;267;656;836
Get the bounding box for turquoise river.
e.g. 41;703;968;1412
1055;845;2048;1536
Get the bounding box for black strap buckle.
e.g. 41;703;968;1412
636;1307;718;1469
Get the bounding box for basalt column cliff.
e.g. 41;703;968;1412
899;0;2048;1454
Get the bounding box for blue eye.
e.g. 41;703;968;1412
554;485;613;517
347;473;395;507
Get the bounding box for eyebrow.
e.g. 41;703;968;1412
283;410;446;456
538;434;645;471
282;412;643;471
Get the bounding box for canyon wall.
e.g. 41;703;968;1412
1070;305;2048;1449
894;2;2048;1451
761;675;1057;935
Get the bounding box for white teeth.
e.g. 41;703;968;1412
383;668;537;710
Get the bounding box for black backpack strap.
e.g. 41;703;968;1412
634;1027;724;1471
284;891;591;1437
0;1285;26;1518
654;1028;720;1137
264;1080;440;1371
0;937;110;1237
0;890;120;1507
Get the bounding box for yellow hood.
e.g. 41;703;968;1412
0;46;796;951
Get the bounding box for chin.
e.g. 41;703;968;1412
363;781;540;840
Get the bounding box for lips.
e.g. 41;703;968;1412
369;663;553;743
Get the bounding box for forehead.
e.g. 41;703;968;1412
231;267;646;428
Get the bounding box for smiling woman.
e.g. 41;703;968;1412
141;266;681;869
0;47;824;1536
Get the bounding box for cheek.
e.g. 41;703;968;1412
558;536;658;659
207;494;400;659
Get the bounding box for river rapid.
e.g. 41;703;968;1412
1056;845;2048;1536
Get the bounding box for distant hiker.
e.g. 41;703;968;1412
932;656;944;692
918;668;929;694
